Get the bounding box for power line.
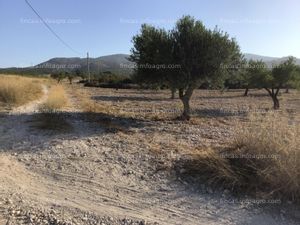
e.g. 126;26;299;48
25;0;83;56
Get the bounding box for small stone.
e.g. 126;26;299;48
80;153;87;157
207;188;214;194
200;184;205;191
294;210;300;219
223;189;230;194
222;189;230;197
139;220;146;225
179;168;186;174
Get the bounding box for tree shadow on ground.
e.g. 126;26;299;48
193;108;247;118
195;92;270;100
247;93;269;97
115;90;165;95
91;95;173;102
0;111;146;153
195;95;243;100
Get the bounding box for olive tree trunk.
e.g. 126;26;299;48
171;88;176;99
265;88;280;110
178;86;194;120
244;88;249;96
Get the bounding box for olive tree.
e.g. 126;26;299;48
245;57;299;109
240;62;253;96
131;16;242;120
267;57;299;109
130;24;177;96
242;60;269;97
50;71;66;83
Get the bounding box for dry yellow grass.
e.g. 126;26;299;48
39;85;68;112
231;112;300;200
35;84;71;131
67;85;106;113
0;75;43;106
178;112;300;202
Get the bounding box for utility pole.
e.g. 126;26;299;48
87;52;90;82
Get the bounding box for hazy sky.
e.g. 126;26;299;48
0;0;299;67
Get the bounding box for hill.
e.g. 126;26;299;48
1;53;299;76
244;53;300;67
0;54;134;76
36;54;133;75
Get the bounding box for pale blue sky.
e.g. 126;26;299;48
0;0;299;67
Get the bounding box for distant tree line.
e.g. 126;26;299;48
50;69;134;87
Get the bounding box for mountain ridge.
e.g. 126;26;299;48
1;53;299;76
244;53;300;65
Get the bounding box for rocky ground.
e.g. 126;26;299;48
0;83;300;225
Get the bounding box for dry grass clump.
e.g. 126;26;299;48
177;112;300;202
35;85;71;131
230;113;300;200
39;85;68;112
69;86;106;113
0;75;43;106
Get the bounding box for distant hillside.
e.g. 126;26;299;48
1;53;300;76
0;54;134;76
244;53;300;67
36;54;133;75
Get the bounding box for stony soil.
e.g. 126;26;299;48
0;83;300;225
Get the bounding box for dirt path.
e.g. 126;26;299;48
10;84;49;115
0;85;299;225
